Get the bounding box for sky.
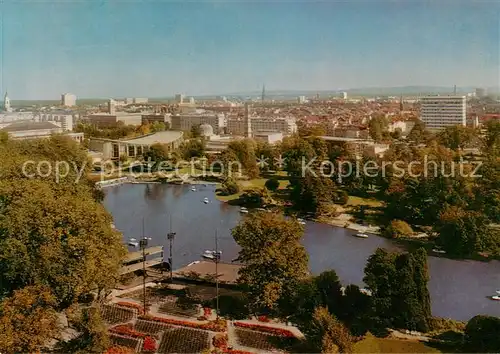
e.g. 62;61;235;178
0;0;499;100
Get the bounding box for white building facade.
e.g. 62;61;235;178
61;93;77;107
227;116;297;136
419;95;466;130
170;112;226;134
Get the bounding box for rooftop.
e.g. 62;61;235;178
121;130;183;145
1;121;60;132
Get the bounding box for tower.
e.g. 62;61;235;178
399;94;404;112
108;99;116;115
3;91;12;112
244;102;252;138
261;84;265;103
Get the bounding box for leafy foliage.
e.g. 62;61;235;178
465;315;500;353
232;212;308;313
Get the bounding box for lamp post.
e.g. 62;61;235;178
139;237;149;311
214;229;221;320
167;232;176;281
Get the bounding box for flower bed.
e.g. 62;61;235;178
142;336;157;352
109;324;148;339
109;334;141;352
115;301;145;315
139;315;227;332
233;322;296;338
104;345;135;354
101;305;135;325
204;307;212;317
158;300;199;317
134;319;173;335
234;328;292;351
158;327;210;353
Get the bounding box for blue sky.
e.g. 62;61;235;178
0;0;499;99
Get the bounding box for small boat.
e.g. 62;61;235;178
432;248;446;254
240;207;249;214
491;295;500;301
128;241;139;247
191;187;196;191
203;197;209;204
297;218;306;225
496;290;500;295
202;250;222;260
354;233;369;238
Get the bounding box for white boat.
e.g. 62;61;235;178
191;187;196;191
202;250;222;260
491;295;500;301
297;218;306;225
354;233;369;238
240;207;248;214
203;197;209;204
128;241;139;247
432;248;446;254
496;290;500;295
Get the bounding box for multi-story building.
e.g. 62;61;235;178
175;94;185;104
133;98;148;104
61;93;77;107
227;116;297;136
170;112;226;134
0;121;83;142
475;88;486;98
419;95;466;130
297;96;306;104
141;113;170;126
37;111;74;131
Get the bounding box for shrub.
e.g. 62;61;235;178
465;315;500;352
264;178;280;191
217;294;250;320
233;322;296;338
104;346;135;354
335;190;349;205
384;219;413;238
221;179;239;195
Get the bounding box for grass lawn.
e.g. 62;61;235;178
216;174;290;202
354;335;440;353
346;195;384;208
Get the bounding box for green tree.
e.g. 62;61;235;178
314;270;343;318
438;125;477;150
150;121;166;133
436;206;495;257
465;315;500;353
368;115;389;142
180;139;206;159
228;139;260;179
407;120;431;144
364;248;431;332
190;124;202;138
232;213;308;313
220;178;239;195
144;143;170;162
483;120;500;155
0;285;59;353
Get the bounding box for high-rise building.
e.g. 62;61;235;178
3;91;12;112
108;99;116;115
420;95;466;130
175;94;185;104
341;92;347;99
61;93;76;107
297;96;306;104
475;88;486;98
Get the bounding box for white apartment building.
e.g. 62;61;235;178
419;95;466;130
61;93;76;107
170;112;226;134
227;116;297;136
37;111;74;131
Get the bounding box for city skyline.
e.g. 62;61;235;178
0;1;499;100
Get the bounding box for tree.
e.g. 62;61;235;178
383;220;413;238
190;124;202;138
150;121;166;133
144;143;170;162
0;285;59;353
239;188;273;208
465;315;500;353
407;120;430;144
228;139;260;179
264;178;280;191
307;307;354;353
364;248;431;332
314;270;343;318
59;307;110;353
436;206;494;257
220;178;239;195
438;126;477;150
232;213;308;313
368;115;389;142
340;285;372;336
484;120;500;155
180;139;205;159
291;173;336;215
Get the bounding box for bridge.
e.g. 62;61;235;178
119;245;164;275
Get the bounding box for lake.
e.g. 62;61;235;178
104;183;500;321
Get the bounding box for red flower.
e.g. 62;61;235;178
115;301;145;315
143;336;157;352
233;322;295;338
109;324;148;338
257;315;270;323
139;315;227;332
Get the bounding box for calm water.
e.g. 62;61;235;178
104;183;500;321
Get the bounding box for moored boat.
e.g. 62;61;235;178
354;232;369;238
240;207;249;214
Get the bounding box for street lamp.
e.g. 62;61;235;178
167;232;176;282
129;235;151;313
